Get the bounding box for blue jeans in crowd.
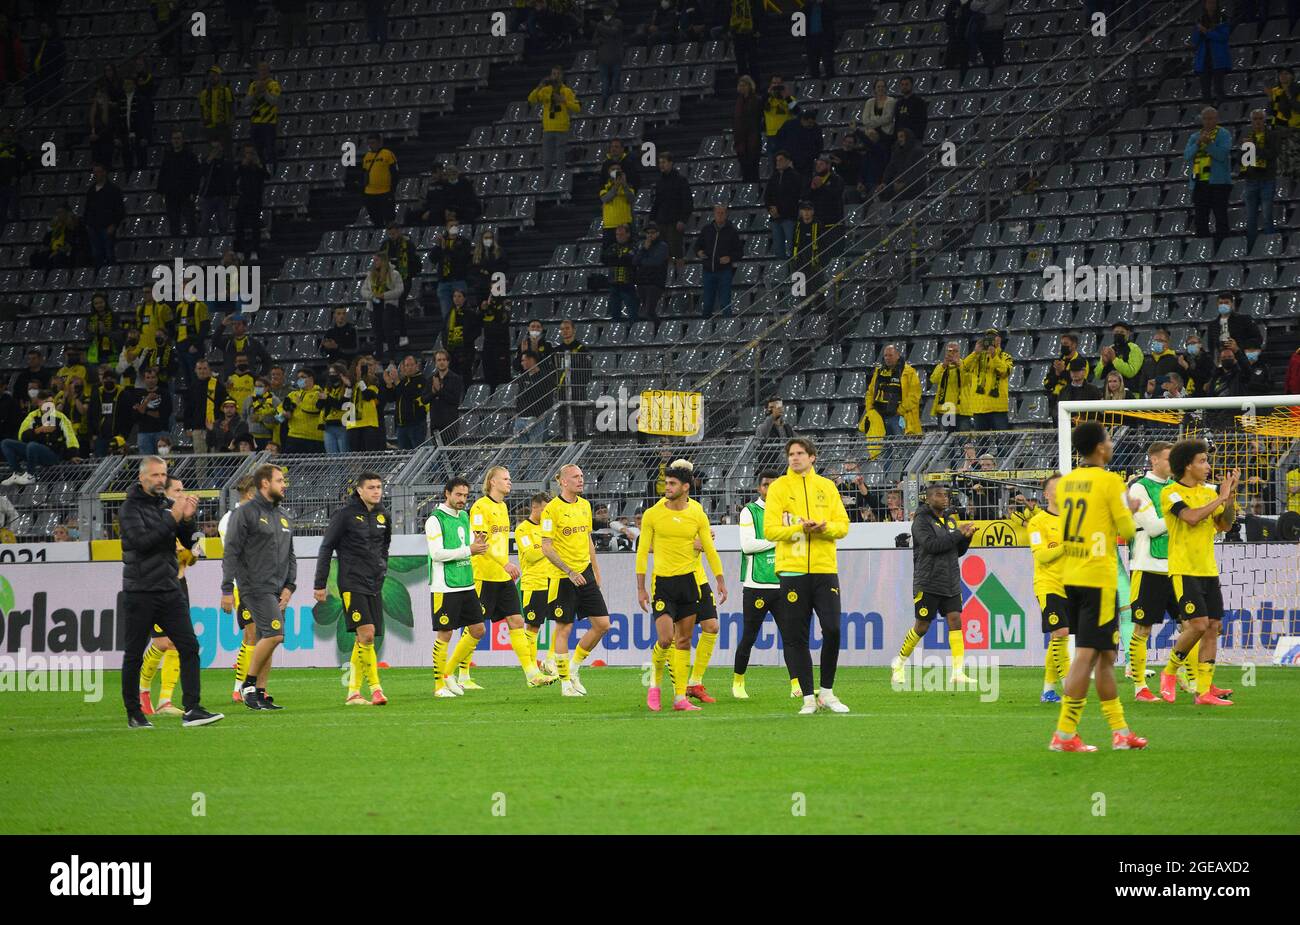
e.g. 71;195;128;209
87;227;115;267
436;280;468;321
1;439;61;477
323;424;349;455
770;219;794;258
137;431;167;455
395;421;427;450
1243;179;1276;249
608;283;639;322
700;269;734;318
598;62;621;106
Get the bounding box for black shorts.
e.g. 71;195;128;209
1065;585;1120;652
1038;592;1071;634
243;590;287;641
1130;571;1178;627
914;590;962;622
431;588;484;631
778;573;840;623
477;579;521;622
743;586;781;623
520;587;551;628
554;565;608;625
652;573;701;622
341;589;384;635
696;581;718;623
1171;574;1225;622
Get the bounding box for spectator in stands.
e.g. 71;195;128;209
651;152;692;273
803;0;836;78
319;363;351;454
87;292;118;367
173;294;210;383
182;359;226;455
25;20;65;109
763;76;798;156
728;0;760;86
225;351;256;411
234;143;270;259
1093;321;1144;393
363;133;398;227
345;357;385;451
470;226;507;305
30;206;89;269
829;133;865;204
381;356;430;449
198;65;234;155
140;326;178;392
246;62;281;171
593;5;625;107
808;153;845;260
603;224;639;322
215;313;272;375
599;161;636;245
1241;343;1274;395
1185;106;1233;244
765;150;802;258
528;66;580;188
197;139;234;235
207;398;245;452
633;223;670;319
1;390;79;485
365;0;393;45
1207;290;1263;356
1044;331;1087;401
54;371;93;454
1059;357;1102;405
116;328;148;379
775;108;822;178
856;79;895;139
943;0;971;72
893;75;928;146
514;351;554;441
640;0;679;46
680;0;722;42
517;319;554;372
119;76;153;174
879;127;924;200
0;123;30;227
281;368;325;454
756;397;794;440
95;62;123;104
962;330;1012;430
361;251;406;360
130;53;155;99
242;376;281;449
733;75;764;183
1192;0;1231;103
837;461;875;523
274;0;310;48
968;0;1007;70
1178;332;1213;396
83;163;125;268
1270;67;1300;189
1242;108;1279;250
1207;344;1252;399
414;162;481;226
383;223;421;349
1100;369;1130;402
131;283;173;345
601;138;639;191
129;367;172;455
443;288;479;382
862;343;921;438
430;220;471;321
1153;372;1189;400
321;306;359;364
479;295;513;389
929;341;966;430
427;349;464;441
1140;328;1180;392
158;129;200;238
91;368;127;456
553;317;590;438
694;203;742;318
87;89;118;169
857;126;892;195
790;200;824;285
11;350;50;408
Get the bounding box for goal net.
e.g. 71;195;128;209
1056;395;1300;666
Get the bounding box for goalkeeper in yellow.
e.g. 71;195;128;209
636;459;727;713
1158;439;1239;706
1026;473;1070;703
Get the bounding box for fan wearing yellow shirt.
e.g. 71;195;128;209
1158;439;1239;707
464;467;555;689
1026;473;1070;704
539;465;610;697
1050;422;1148;753
516;492;553;671
635;460;727;713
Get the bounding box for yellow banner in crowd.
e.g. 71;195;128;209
638;390;703;437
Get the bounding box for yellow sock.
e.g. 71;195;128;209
1197;657;1214;695
790;677;800;692
572;644;591;668
1186;640;1200;683
433;640;447;690
948;628;965;673
898;628;922;661
449;632;478;679
548;630;558;659
1128;633;1148;690
689;631;718;686
159;649;180;701
1164;647;1188;675
348;640;364;695
556;654;570;682
1043;647;1058;685
670;647;690;699
234;642;253;686
509;627;537;676
1051;635;1071;683
732;672;745;687
139;644;163;692
525;628;539;665
651;642;669;688
1100;697;1128;733
1056;695;1086;736
362;642;380;690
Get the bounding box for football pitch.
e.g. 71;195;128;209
4;666;1299;835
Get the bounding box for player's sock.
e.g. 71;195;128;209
548;630;558;660
670;647;690;701
525;628;539;665
449;632;478;680
234;642;253;689
572;644;592;668
556;654;571;682
1055;695;1086;737
348;640;364;695
650;642;668;688
432;641;447;690
509;627;537;677
1052;636;1071;682
790;677;800;694
1129;633;1148;691
1043;646;1058;689
139;643;163;691
688;631;718;686
1197;658;1215;696
897;628;922;661
159;649;179;702
361;642;380;691
1163;648;1187;674
948;629;965;674
1100;697;1130;736
1185;640;1200;684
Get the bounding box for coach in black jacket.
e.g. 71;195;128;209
905;485;975;670
119;456;222;727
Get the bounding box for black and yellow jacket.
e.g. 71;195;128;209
283;387;325;441
18;406;80;458
88;306;118;364
347;380;381;430
319;384;348;426
384;234;421;282
133;298;173;343
247;76;282;124
601;238;637;285
379;376;430;428
198;81;234;130
791;219;822;270
174;299;210;352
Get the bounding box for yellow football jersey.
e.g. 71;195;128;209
515;517;548;592
1026;508;1066;598
470;496;512;582
1058;466;1135;589
636;498;721;579
1161;481;1224;577
540;495;592;577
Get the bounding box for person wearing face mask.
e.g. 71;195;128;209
282;368;325;454
225;352;256;410
154;436;174;458
140;328;177;390
214;313;272;375
132;284;173;345
1045;332;1088;400
1206;345;1251;405
320;306;359;364
1206;290;1263;357
319;364;352;455
516;319;553;372
56;372;94;452
429;220;471;322
360;250;405;360
1093;322;1144;394
382;223;421;349
1177;334;1214;396
470;227;507;306
242;376;281;449
443;288;480;382
131;367;173;456
1139;328;1181;396
12;348;52;405
116;328;149;379
1239;341;1273;396
642;0;679;47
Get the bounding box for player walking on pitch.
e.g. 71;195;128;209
732;470;798;699
220;477;259;703
540;464;611;697
763;438;851;715
1050;422;1147;751
1125;442;1184;703
682;462;727;702
314;472;392;706
637;460;727;712
516;492;555;674
1026;473;1071;703
425;478;488;697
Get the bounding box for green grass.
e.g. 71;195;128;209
3;666;1298;834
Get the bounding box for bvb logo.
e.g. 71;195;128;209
526;611;535;620
754;598;764;609
1112;630;1120;645
655;600;665;611
439;615;450;625
553;606;564;617
1185;601;1196;614
242;610;251;621
376;514;385;524
1135;608;1145;621
352;611;361;623
787;591;798;603
280;517;289;528
919;607;929;617
271;619;282;630
1049;613;1059;626
984;522;1016;546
